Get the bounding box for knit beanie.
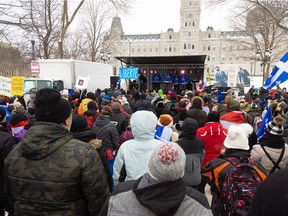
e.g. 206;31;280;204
227;98;240;111
266;116;284;136
101;106;113;117
148;142;186;181
112;102;121;110
112;91;121;99
224;123;253;150
9;108;28;125
86;92;95;100
0;108;6;122
207;111;220;122
70;114;88;132
87;101;98;111
34;88;71;123
158;114;173;127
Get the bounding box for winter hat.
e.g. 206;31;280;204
34;88;71;124
224;123;253;150
266;116;284;136
101;105;113;117
87;101;98;111
158;114;173;127
227;98;240;111
148;142;186;181
103;95;110;101
112;102;121;110
9;108;28;125
86;92;95;100
207;111;220;122
178;101;186;108
181;118;198;137
191;96;204;108
112;91;121;99
121;96;129;105
70;114;88;132
0;108;6;122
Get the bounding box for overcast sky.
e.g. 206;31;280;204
120;0;233;34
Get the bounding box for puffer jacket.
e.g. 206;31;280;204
113;111;162;185
4;122;109;216
196;122;227;166
93;115;119;150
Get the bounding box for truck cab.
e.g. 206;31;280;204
23;78;64;94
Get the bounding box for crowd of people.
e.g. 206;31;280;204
0;84;288;216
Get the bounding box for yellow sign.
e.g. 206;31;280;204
11;76;25;96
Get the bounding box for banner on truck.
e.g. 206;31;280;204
0;76;11;97
74;76;90;89
31;62;40;74
119;67;138;79
11;76;25;96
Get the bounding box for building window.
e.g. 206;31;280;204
236;56;240;61
185;22;187;27
212;56;215;61
192;44;194;49
173;47;176;52
222;46;226;51
188;32;191;36
169;35;172;39
203;46;206;51
184;44;187;49
155;48;158;52
193;22;195;26
188;21;192;26
208;46;210;51
208;33;211;38
207;56;210;61
230;45;233;51
229;56;232;61
149;48;152;52
222;56;225;62
188;1;192;7
188;44;191;49
144;48;146;52
137;48;140;52
188;12;192;18
212;45;216;51
169;47;172;52
164;47;167;52
132;48;135;53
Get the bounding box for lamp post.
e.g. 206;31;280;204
100;51;112;64
256;49;272;85
31;40;36;61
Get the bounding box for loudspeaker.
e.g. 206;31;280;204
110;76;118;89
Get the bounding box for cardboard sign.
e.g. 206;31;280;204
0;76;11;97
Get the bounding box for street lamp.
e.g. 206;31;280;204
31;40;36;61
256;49;272;85
100;51;112;63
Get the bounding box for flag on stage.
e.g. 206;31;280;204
257;106;272;139
116;77;121;89
197;75;203;91
263;52;288;90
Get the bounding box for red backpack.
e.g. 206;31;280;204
220;157;265;216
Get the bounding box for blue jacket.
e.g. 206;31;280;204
152;74;162;83
173;75;180;84
0;105;11;123
180;75;189;85
163;73;173;83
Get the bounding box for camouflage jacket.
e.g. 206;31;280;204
4;122;109;216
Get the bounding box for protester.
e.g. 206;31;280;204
110;102;128;136
187;96;207;127
0;107;18;216
220;98;244;129
100;142;212;216
83;101;100;128
251;116;288;174
202;123;267;215
8;108;29;141
70;114;113;191
5;88;109;215
177;118;205;187
113;111;162;185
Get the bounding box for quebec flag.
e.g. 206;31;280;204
257;106;272;139
263;52;288;90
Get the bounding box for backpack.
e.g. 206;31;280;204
252;115;262;134
220;157;264;216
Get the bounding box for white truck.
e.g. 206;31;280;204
24;59;114;93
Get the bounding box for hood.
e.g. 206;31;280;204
21;122;73;160
95;115;110;126
204;122;226;136
133;177;186;216
130;111;157;140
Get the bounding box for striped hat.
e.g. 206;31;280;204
266;116;284;136
101;106;113;117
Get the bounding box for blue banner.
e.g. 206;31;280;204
119;67;138;79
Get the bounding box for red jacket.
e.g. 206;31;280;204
196;122;228;166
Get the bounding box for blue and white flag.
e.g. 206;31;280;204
257;106;272;139
116;77;121;89
263;52;288;90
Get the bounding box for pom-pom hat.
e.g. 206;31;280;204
266;116;284;136
158;114;173;127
